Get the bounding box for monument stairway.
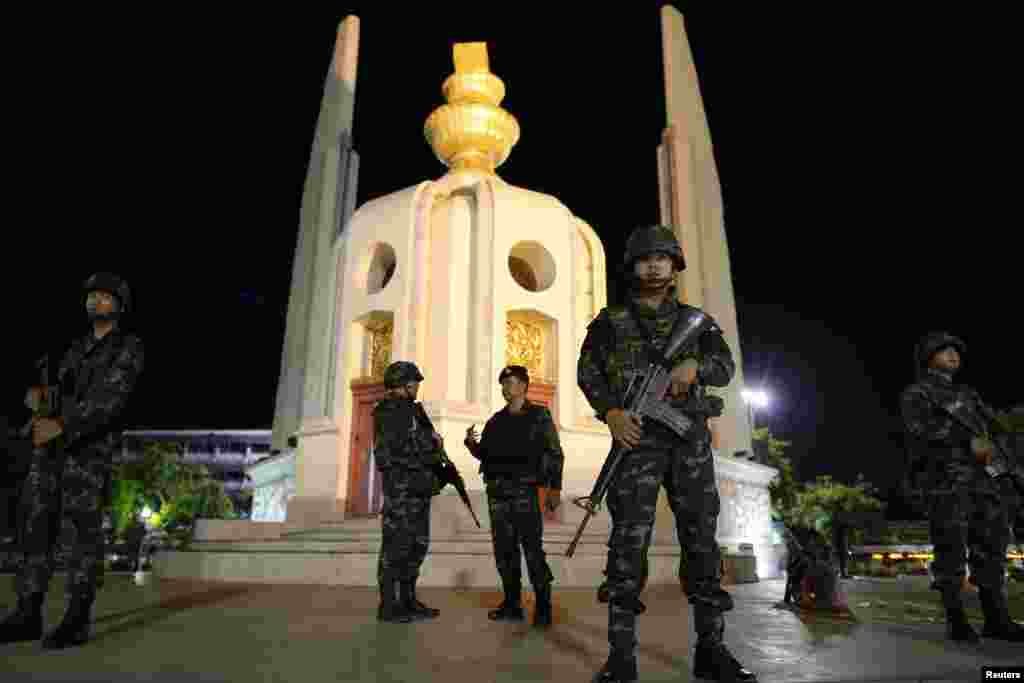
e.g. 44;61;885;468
154;492;760;587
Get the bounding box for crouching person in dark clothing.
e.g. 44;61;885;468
464;365;564;628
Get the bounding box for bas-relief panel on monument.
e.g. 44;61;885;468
505;310;558;392
352;316;393;384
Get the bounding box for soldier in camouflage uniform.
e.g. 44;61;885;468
578;225;757;683
373;361;445;623
901;332;1024;643
0;273;145;649
463;365;564;628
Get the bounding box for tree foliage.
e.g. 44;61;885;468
791;475;885;544
751;427;799;525
751;429;885;543
109;440;242;542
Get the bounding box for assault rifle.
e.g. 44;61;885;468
565;309;713;558
413;403;481;528
5;353;62;479
924;394;1022;493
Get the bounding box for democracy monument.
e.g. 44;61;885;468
154;6;780;587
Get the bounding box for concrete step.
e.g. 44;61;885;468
186;536;617;555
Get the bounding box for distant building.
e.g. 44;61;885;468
119;430;273;517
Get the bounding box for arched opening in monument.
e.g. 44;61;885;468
508;241;556;293
346;312;394;516
364;242;397;295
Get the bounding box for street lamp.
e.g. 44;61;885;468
140;505;154;529
741;388;771;430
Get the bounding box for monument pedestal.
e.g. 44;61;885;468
288;416;346;529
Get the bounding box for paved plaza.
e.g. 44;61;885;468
1;574;1021;682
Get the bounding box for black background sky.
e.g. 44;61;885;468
4;4;1015;493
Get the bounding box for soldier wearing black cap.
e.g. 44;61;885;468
0;273;144;650
901;332;1024;643
463;365;564;627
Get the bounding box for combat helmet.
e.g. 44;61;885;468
383;361;425;388
82;272;132;315
913;331;966;374
622;224;686;274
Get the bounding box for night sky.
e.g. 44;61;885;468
5;5;1015;494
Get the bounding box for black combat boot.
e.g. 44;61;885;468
488;581;525;621
41;594;93;650
945;607;980;643
400;580;439;620
591;652;638;683
0;593;44;644
377;577;413;623
694;639;758;682
979;587;1024;642
532;583;552;627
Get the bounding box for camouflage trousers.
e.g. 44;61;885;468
605;443;732;657
15;453;109;601
928;486;1010;609
486;483;553;589
377;471;432;584
604;492;650;592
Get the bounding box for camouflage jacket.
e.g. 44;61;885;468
372;398;442;473
901;369;1000;490
473;400;565;490
57;326;145;463
577;292;734;445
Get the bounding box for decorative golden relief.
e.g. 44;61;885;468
506;319;545;381
368;321;393;380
